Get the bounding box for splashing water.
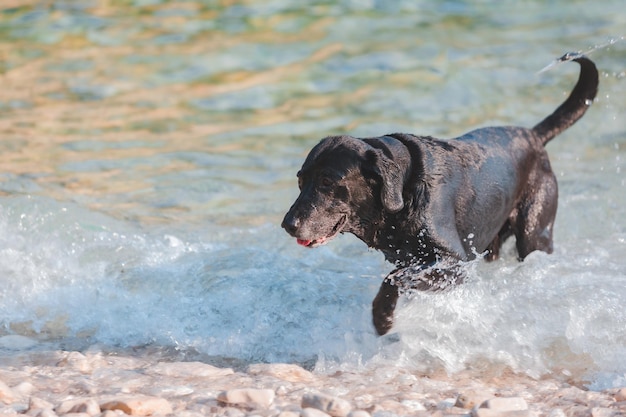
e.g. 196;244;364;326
1;190;625;389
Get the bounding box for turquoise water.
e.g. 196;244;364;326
0;1;625;389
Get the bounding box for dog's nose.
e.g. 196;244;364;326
281;214;300;236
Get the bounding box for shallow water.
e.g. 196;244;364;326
0;0;625;392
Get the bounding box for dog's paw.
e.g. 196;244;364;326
372;280;399;336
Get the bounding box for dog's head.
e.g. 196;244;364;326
281;135;411;248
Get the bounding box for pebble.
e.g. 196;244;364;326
100;396;173;416
479;397;528;411
149;361;234;378
590;407;620;417
0;380;16;404
247;363;315;383
55;398;100;416
217;388;276;409
277;412;301;417
471;396;530;417
455;391;494;409
302;393;352;417
347;411;371;417
0;348;624;417
302;408;332;417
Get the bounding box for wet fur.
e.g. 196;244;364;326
282;53;598;335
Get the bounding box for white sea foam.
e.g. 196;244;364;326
1;193;624;390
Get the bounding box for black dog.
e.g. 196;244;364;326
282;53;598;335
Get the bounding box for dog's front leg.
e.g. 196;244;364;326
372;261;464;335
372;275;400;336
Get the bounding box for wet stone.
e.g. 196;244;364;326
301;393;352;417
221;407;246;417
455;391;493;409
479;397;528;411
473;408;531;417
55;398;100;416
277;411;301;417
56;352;108;374
217;388;275;409
347;411;371;417
98;411;129;417
0;380;15;404
247;363;315;383
149;361;234;378
472;397;530;417
100;396;173;416
590;407;620;417
13;382;34;398
302;408;332;417
28;397;54;413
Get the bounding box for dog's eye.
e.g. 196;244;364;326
298;176;303;190
320;177;333;188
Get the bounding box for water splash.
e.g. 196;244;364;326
538;36;625;74
1;195;625;389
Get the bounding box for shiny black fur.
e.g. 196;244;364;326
282;53;599;335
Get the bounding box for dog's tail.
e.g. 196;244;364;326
532;52;599;145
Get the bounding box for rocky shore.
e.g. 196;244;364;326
0;337;624;417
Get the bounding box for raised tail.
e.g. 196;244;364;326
532;52;599;145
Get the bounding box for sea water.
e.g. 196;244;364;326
0;1;625;391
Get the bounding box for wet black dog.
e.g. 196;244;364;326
282;53;598;335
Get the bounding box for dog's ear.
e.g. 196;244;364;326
369;149;406;213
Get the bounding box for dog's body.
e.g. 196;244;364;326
282;53;599;335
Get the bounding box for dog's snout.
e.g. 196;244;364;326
281;213;300;236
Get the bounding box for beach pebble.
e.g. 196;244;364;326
100;396;173;416
456;391;493;409
302;408;332;417
56;398;100;416
479;397;528;411
217;388;275;408
13;382;34;398
277;412;301;417
0;380;16;404
400;399;426;411
301;393;351;417
98;411;127;417
221;407;245;417
472;397;529;417
615;387;626;401
56;352;105;374
149;361;234;378
347;411;371;417
248;363;315;383
352;394;374;410
590;407;619;417
473;409;530;417
26;397;55;416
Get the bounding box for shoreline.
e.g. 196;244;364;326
0;339;624;416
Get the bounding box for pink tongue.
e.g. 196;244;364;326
297;239;312;246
